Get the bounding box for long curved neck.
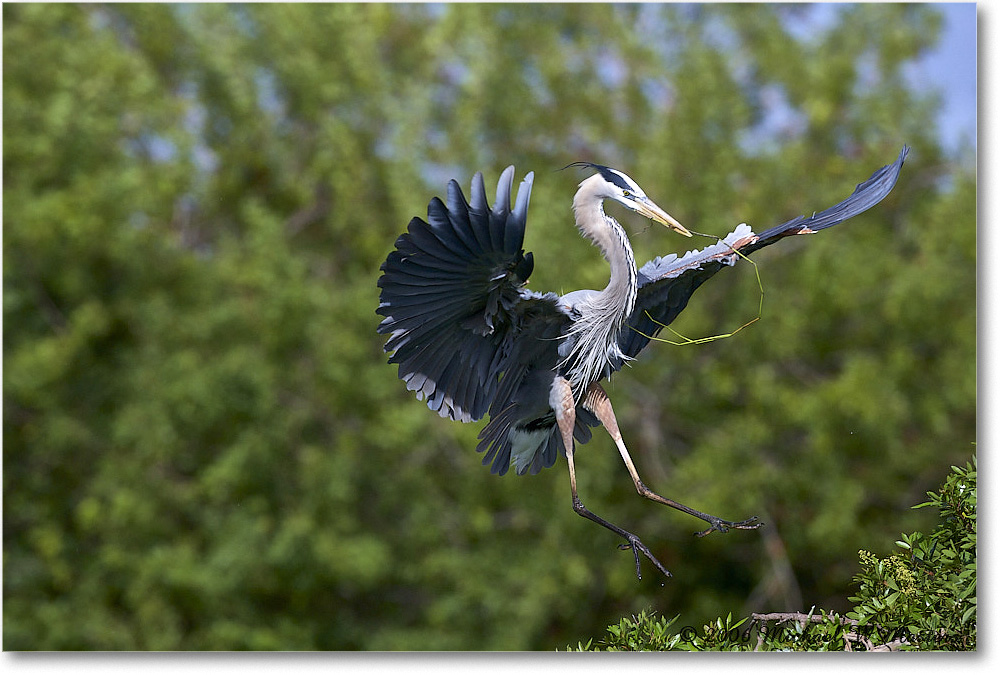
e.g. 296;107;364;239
560;180;639;396
572;184;638;323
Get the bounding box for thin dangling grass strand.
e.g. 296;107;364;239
638;229;764;347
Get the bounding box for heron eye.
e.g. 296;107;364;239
623;190;632;198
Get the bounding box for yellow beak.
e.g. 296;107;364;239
634;198;692;237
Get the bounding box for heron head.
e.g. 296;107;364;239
568;163;692;237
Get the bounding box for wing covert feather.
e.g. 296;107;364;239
620;147;908;360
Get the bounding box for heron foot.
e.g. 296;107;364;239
617;534;673;581
694;515;763;538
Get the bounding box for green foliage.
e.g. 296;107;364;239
570;457;977;651
4;4;975;650
569;608;858;651
847;457;976;650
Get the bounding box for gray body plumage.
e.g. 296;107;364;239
377;148;909;477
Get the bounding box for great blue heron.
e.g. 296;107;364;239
377;147;908;579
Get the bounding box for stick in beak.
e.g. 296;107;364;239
635;198;692;237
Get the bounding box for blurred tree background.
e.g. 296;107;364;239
3;3;974;650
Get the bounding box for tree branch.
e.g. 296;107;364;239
750;611;910;651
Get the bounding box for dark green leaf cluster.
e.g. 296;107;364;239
570;457;976;651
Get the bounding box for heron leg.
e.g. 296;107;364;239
550;376;671;580
583;382;762;538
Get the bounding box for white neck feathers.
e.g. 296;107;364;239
562;177;638;395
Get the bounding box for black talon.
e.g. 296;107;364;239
619;534;672;580
615;537;672;580
695;515;763;538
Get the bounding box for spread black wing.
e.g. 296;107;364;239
377;167;571;428
618;146;909;360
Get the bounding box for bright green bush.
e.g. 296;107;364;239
570;456;977;651
847;456;976;650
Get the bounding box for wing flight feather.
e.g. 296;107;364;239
619;147;909;360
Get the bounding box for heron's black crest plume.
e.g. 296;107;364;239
560;161;601;172
561;161;635;192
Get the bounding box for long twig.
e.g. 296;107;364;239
750;611;908;651
751;610;858;627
